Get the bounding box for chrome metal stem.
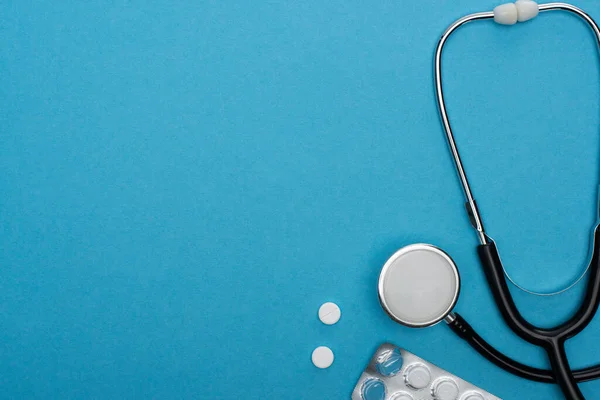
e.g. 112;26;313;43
444;312;457;324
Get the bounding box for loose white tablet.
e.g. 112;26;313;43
318;302;341;325
312;346;334;369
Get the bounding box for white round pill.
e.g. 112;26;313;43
432;378;459;400
318;302;341;325
404;364;431;389
312;346;334;369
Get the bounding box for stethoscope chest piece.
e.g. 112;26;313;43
378;244;460;328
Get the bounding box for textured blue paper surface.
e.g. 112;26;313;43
2;1;600;399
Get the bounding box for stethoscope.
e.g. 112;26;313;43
377;2;600;400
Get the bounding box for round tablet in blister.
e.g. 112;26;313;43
403;363;431;389
461;392;485;400
361;378;386;400
432;378;459;400
375;347;403;377
390;392;413;400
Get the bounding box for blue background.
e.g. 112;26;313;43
2;1;600;399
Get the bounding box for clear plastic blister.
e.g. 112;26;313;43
351;343;501;400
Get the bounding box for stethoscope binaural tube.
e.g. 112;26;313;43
435;2;600;399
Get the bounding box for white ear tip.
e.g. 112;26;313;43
516;0;539;22
494;3;518;25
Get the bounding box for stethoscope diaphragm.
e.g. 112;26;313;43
378;244;460;328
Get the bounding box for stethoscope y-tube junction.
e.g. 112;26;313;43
435;2;600;399
477;227;600;399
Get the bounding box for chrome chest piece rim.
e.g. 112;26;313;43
378;244;461;328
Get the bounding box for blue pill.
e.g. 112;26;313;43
376;347;403;377
361;378;386;400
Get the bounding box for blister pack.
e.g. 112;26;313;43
351;343;501;400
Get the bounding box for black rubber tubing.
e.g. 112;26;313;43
448;312;600;383
475;227;600;400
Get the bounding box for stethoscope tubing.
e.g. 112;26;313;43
435;3;600;399
445;312;600;383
